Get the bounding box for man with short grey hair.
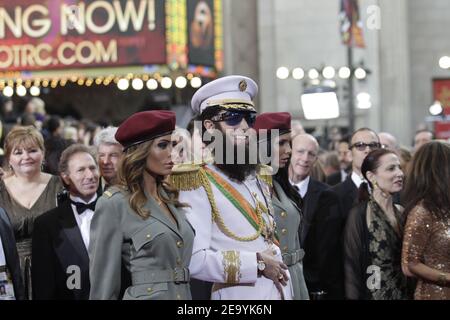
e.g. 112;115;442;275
413;129;434;153
379;132;399;153
93;127;123;191
291;120;306;137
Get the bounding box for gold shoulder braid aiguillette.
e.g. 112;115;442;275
257;164;273;187
169;163;204;191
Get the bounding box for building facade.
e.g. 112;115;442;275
223;0;450;146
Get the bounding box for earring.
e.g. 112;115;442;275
371;180;378;189
372;180;389;198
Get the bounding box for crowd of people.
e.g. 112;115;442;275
0;75;449;300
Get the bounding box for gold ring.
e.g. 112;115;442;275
278;274;283;280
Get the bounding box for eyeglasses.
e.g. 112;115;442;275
211;111;256;127
350;142;381;151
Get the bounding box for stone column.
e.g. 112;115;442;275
222;0;259;101
378;0;412;145
257;0;277;113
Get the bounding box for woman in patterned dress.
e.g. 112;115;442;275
344;148;409;300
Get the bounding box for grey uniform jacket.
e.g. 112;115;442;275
272;181;309;300
88;188;195;300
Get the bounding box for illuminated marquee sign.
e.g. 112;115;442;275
0;0;166;71
0;0;223;73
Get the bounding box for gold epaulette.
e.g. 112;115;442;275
103;190;113;198
257;164;273;187
169;163;205;191
103;186;121;198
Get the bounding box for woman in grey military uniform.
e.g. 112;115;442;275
89;110;194;300
254;112;309;300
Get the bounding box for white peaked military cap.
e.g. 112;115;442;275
191;75;258;114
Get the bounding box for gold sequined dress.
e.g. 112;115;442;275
402;204;450;300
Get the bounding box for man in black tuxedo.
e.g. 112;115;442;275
32;144;99;300
289;134;343;299
0;207;24;300
326;138;352;186
332;128;380;223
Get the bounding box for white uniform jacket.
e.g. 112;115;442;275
178;165;293;300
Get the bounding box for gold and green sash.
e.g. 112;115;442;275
204;167;279;246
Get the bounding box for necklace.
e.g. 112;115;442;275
242;180;276;244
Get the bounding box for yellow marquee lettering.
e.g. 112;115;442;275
96;39;118;63
22;5;51;38
12;45;21;67
60;3;86;35
85;1;115;34
35;43;52;66
76;40;96;64
0;7;22;38
20;44;35;67
0;46;13;68
113;0;147;32
58;42;77;65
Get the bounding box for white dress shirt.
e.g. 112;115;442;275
351;172;365;188
0;236;5;267
70;194;97;250
290;175;310;198
340;169;348;183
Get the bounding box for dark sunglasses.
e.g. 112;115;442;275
350;142;381;151
211;111;256;127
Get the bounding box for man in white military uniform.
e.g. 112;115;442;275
171;75;293;300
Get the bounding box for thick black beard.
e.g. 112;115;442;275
213;132;257;182
215;162;257;182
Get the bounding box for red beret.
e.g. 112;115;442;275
253;112;291;133
115;110;176;149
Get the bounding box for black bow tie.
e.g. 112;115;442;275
71;200;97;214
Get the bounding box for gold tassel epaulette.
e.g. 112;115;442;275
103;186;123;198
169;163;205;191
257;164;273;187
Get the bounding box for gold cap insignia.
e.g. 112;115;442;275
239;80;247;92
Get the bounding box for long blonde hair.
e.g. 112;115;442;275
117;139;185;219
